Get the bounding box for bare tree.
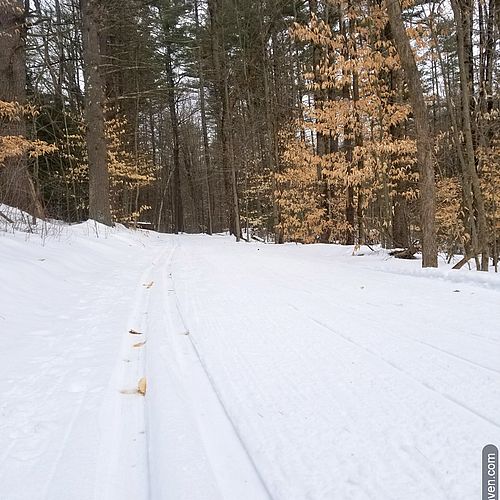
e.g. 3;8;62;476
0;0;44;218
451;0;490;271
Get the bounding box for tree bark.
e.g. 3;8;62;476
385;0;438;267
495;0;500;31
80;0;112;225
340;3;355;245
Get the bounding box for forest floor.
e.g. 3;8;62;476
1;214;500;500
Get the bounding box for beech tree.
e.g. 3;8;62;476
280;2;418;249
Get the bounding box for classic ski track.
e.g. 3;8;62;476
93;244;169;500
163;240;272;499
143;239;271;499
4;232;498;500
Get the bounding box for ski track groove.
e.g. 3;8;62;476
161;240;273;499
139;240;270;499
92;244;170;500
143;245;176;500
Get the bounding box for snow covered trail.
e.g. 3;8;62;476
1;225;500;499
0;225;269;500
171;235;500;500
0;224;168;500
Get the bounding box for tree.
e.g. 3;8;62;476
195;0;213;235
450;0;490;270
80;0;112;225
280;2;418;248
0;0;44;218
385;0;438;268
207;0;242;240
157;0;186;233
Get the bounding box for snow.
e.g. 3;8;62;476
1;215;499;499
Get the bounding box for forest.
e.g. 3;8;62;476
2;2;500;498
0;0;499;269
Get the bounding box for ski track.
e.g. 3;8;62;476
144;240;270;500
2;228;500;500
170;235;500;500
0;227;163;500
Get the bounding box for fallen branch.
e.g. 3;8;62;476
452;255;474;270
389;248;417;260
0;210;14;224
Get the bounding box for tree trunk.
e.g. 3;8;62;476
309;0;331;243
383;19;411;250
385;0;438;267
262;26;282;243
194;0;213;235
224;77;241;241
495;0;500;31
80;0;112;225
0;0;44;218
340;3;355;245
165;43;184;233
208;0;240;240
451;0;490;271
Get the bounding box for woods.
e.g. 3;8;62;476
2;2;500;495
0;0;499;270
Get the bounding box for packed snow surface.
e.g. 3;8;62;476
1;218;499;500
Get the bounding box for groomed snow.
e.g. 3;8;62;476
1;217;499;500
